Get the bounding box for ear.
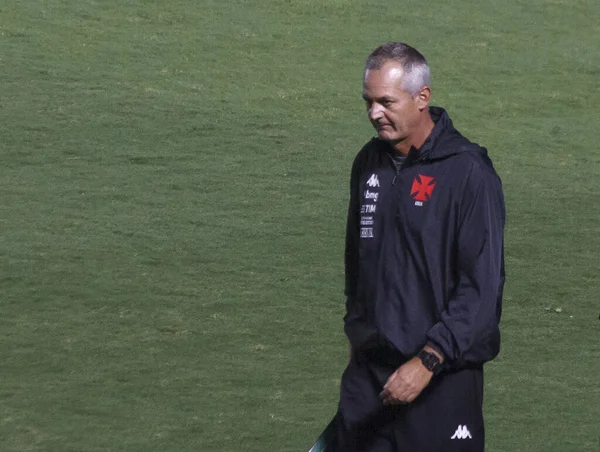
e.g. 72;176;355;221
416;86;431;111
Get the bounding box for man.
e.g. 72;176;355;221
337;42;505;451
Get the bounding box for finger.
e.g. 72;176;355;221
385;370;400;386
382;396;395;405
383;377;399;393
383;396;407;406
383;378;403;396
383;369;400;387
382;389;407;404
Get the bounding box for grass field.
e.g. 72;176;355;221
1;0;599;450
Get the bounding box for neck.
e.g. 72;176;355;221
392;112;435;156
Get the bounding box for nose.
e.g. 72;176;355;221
368;102;384;122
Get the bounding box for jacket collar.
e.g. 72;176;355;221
411;106;453;161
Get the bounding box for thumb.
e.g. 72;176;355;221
383;369;398;391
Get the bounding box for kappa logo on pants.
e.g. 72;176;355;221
450;425;472;439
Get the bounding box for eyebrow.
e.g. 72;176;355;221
362;94;393;103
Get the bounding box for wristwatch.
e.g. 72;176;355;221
417;349;442;375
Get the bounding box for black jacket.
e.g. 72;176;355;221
344;107;505;369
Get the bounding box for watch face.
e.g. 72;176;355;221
423;355;435;370
419;351;440;373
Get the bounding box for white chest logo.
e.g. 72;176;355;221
450;425;472;440
366;174;379;188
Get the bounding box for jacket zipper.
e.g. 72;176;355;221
392;168;400;186
388;153;403;186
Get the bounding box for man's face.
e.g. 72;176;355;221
362;61;423;144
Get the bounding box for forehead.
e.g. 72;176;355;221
363;61;406;97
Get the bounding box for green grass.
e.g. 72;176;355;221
1;0;599;450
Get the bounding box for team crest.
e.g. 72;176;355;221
410;174;436;206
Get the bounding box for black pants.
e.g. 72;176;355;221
338;349;485;451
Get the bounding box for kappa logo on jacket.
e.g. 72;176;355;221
410;174;436;206
366;174;380;188
450;425;472;440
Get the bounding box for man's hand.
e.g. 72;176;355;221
379;356;433;405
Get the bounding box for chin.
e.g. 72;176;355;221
378;131;398;142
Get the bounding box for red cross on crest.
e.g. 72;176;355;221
410;174;436;202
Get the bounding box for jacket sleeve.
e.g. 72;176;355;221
344;156;361;310
426;161;506;367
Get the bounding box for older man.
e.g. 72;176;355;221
338;42;505;451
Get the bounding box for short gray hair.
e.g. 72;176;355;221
365;42;430;96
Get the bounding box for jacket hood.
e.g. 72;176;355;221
417;106;486;161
